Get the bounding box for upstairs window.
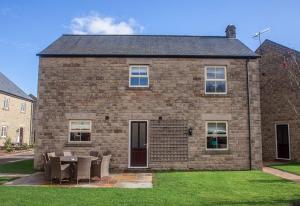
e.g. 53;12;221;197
20;102;26;113
3;97;9;110
1;126;7;138
205;66;227;94
69;120;91;142
129;65;149;87
206;121;228;150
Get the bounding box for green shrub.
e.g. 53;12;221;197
4;138;14;152
20;143;30;150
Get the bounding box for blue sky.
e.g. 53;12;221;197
1;0;300;95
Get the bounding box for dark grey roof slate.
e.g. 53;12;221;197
0;72;32;101
38;35;259;58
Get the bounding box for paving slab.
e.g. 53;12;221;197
4;172;153;188
263;166;300;183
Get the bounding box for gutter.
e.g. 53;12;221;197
0;91;33;102
36;54;260;59
245;58;252;170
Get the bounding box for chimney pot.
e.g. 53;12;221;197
226;24;236;38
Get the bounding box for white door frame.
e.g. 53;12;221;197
275;123;291;160
128;120;149;168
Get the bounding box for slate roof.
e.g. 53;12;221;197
0;72;32;101
38;35;259;58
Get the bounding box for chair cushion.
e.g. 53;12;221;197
61;164;70;170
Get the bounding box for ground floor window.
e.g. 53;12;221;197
1;126;7;138
69;120;91;142
206;121;228;150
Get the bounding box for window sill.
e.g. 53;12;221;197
201;93;231;98
65;142;92;147
126;86;153;91
203;150;231;155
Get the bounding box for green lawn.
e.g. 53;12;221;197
271;163;300;176
0;170;300;205
0;159;35;174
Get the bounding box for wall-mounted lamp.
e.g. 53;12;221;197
188;127;193;136
105;116;109;120
158;116;163;120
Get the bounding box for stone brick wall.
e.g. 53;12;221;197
34;57;262;170
0;93;32;146
259;41;300;161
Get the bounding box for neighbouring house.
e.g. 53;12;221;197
0;72;33;146
34;25;262;170
257;40;300;162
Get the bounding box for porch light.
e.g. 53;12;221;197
188;127;193;136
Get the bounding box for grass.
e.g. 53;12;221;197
0;170;300;205
0;159;35;174
271;162;300;176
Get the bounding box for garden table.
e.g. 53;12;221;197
60;156;98;163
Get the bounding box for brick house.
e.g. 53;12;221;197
258;40;300;162
34;25;262;170
0;72;33;146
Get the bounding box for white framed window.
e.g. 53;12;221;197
129;65;149;87
205;66;227;94
1;126;7;138
20;102;26;113
206;121;228;150
3;97;9;110
69;120;91;142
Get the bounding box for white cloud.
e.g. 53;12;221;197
70;13;144;35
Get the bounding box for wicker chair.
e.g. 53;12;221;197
101;155;111;178
91;155;111;179
47;152;56;159
50;156;71;184
75;157;92;184
42;153;51;180
89;151;99;157
63;151;73;156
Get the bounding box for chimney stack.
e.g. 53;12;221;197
225;24;236;38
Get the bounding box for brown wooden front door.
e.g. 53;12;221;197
276;124;290;159
130;121;147;167
19;127;24;144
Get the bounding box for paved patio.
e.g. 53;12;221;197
4;172;153;188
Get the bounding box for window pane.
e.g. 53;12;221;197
130;77;139;86
131;123;139;148
139;123;147;148
216;81;226;93
207;136;218;148
207;123;216;134
215;68;225;79
81;133;91;141
217;136;227;148
70;122;81;130
206;81;216;93
217;123;227;134
70;132;81;141
131;67;140;75
139;77;149;86
206;68;215;79
139;67;148;75
81;121;91;130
